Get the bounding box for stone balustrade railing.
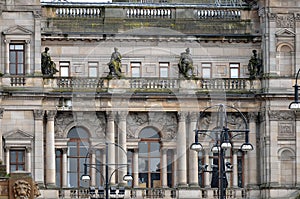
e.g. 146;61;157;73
57;187;247;199
0;76;261;94
195;9;241;19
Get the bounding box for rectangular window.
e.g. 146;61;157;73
88;62;98;77
10;150;25;172
202;63;212;78
60;62;70;77
230;63;240;78
159;62;169;78
131;62;141;78
9;44;25;75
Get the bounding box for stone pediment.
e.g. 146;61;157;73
3;130;33;140
275;28;295;37
2;25;32;35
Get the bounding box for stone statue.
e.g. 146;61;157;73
107;47;122;78
178;48;194;79
41;47;58;77
248;50;262;79
13;180;31;199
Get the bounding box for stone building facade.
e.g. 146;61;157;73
0;0;299;198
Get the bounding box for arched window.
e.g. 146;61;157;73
67;127;90;188
138;127;161;188
280;149;295;185
277;44;293;76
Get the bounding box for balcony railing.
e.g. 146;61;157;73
0;76;261;94
56;187;247;199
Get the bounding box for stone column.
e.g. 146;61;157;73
62;148;68;188
247;112;258;187
188;112;198;187
118;111;128;185
46;110;56;187
295;14;300;73
204;149;210;187
5;147;9;174
295;112;300;186
4;39;9;74
26;40;31;74
26;147;32;173
172;150;177;187
177;112;187;187
269;111;279;186
161;148;168;188
33;109;45;185
232;150;238;188
133;149;139;188
106;111;116;185
0;108;4;162
91;150;96;187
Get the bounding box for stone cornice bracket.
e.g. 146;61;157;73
46;110;57;121
34;109;44;120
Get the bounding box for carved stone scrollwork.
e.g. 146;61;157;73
269;110;294;121
276;14;294;28
127;112;177;140
268;12;277;21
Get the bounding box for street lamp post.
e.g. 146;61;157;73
289;68;300;110
81;142;133;199
190;104;254;199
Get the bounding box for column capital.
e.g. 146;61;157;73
46;110;57;121
61;148;68;154
106;111;116;121
188;112;198;122
247;112;258;123
178;111;188;122
26;147;32;153
34;109;44;120
118;111;128;122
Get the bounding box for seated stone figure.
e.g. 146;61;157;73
178;48;194;79
107;47;122;78
41;47;58;77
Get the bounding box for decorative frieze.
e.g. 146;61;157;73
276;14;294;29
269;111;294;121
